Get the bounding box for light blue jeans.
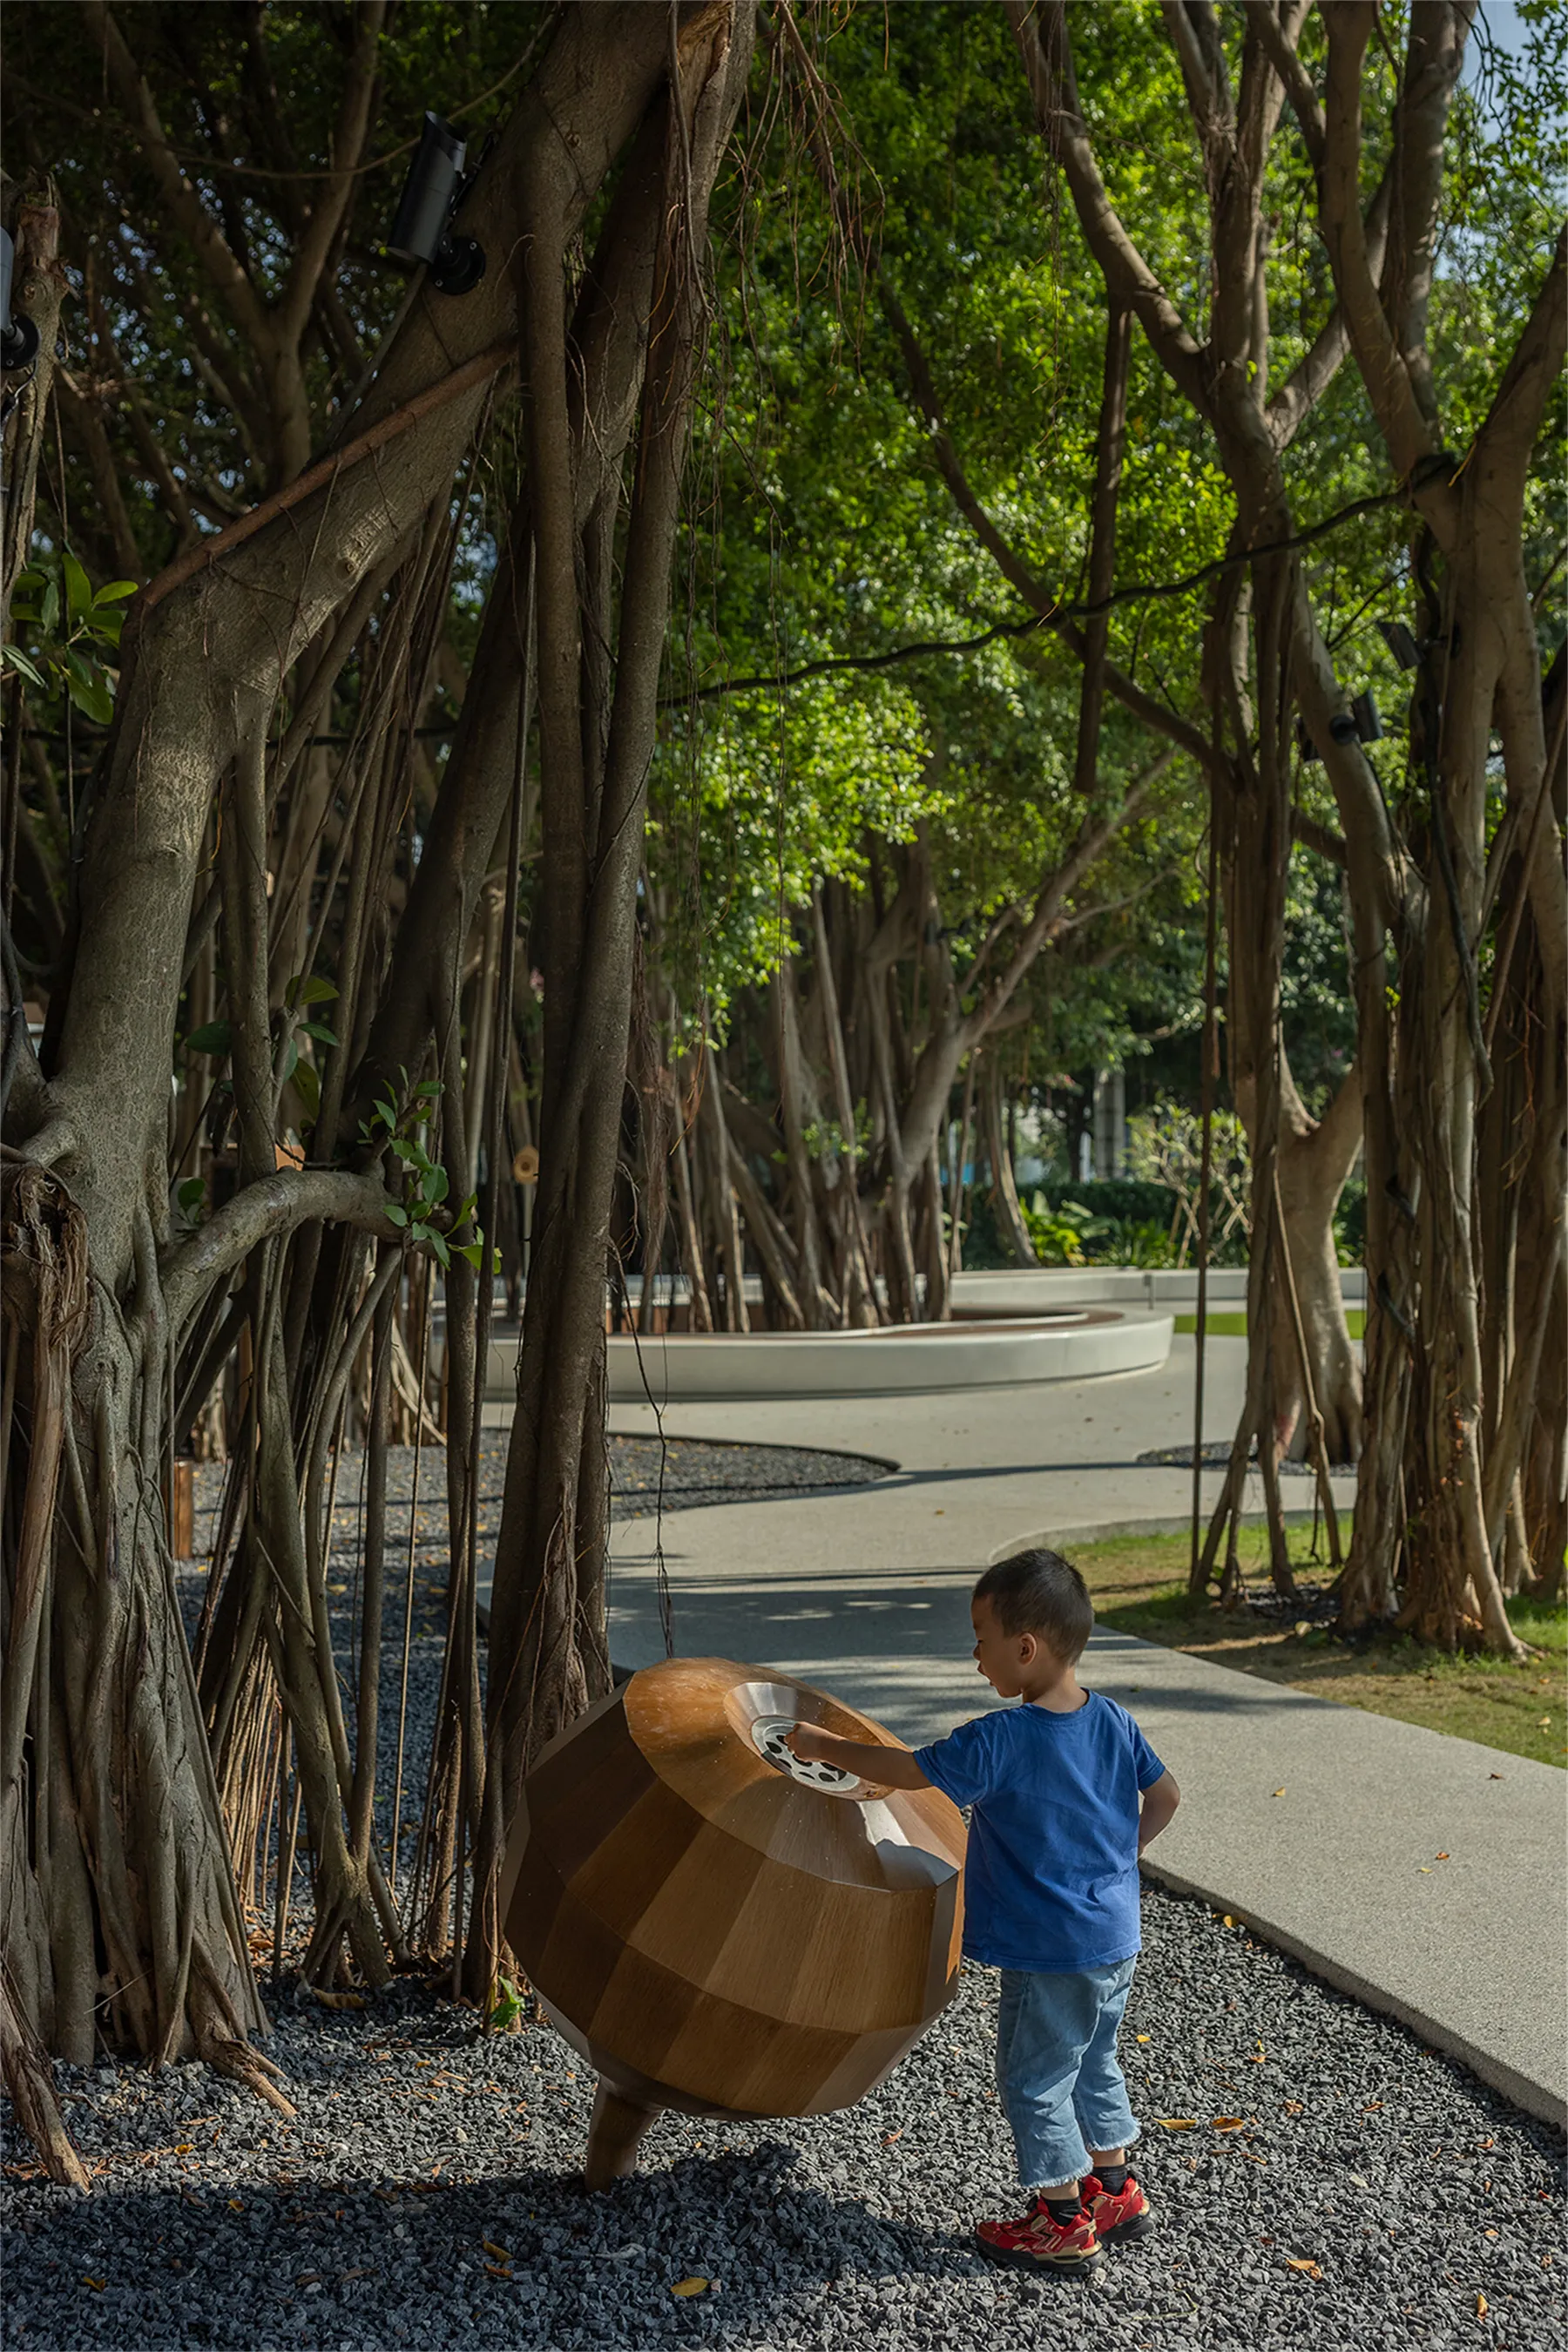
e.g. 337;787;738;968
995;1957;1141;2190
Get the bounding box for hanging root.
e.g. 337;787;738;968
0;1966;90;2193
191;1949;297;2118
196;2031;298;2117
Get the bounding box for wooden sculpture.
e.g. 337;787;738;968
501;1656;965;2186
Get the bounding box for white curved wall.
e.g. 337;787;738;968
604;1311;1173;1402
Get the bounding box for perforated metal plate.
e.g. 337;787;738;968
749;1715;868;1797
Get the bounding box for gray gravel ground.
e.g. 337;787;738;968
4;1887;1562;2352
8;1437;1563;2347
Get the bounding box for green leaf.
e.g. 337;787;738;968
87;606;125;651
63;649;113;725
455;1241;484;1270
280;1035;299;1084
63;550;92;625
384;1202;409;1228
91;580;139;606
425;1229;451;1269
186;1020;233;1056
488;1976;524;2031
422;1163;449;1206
300;1020;338;1046
286;972;338;1008
176;1176;206;1219
1;644;47;688
290;1058;320;1122
39;575;59;638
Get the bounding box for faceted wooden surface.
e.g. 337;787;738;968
502;1657;965;2121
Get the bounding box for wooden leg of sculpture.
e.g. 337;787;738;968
584;2081;660;2188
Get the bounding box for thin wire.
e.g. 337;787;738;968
1189;761;1220;1588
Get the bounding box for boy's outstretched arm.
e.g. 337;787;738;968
1138;1769;1180;1854
786;1723;931;1791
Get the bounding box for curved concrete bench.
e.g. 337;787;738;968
606;1310;1173;1402
950;1267;1365;1314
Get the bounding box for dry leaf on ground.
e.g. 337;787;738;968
1212;2117;1248;2131
1285;2257;1323;2280
672;2276;710;2298
482;2240;510;2261
1476;2293;1488;2317
1155;2118;1198;2131
483;2262;513;2281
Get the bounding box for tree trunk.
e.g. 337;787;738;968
983;1055;1037;1268
2;7;700;2138
469;3;754;2001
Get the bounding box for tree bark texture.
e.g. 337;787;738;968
471;0;756;1998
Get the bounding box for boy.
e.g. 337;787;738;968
787;1545;1179;2278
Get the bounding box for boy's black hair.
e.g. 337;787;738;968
972;1548;1093;1662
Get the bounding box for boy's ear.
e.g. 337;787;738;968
1017;1630;1037;1662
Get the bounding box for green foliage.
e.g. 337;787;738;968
360;1077;488;1273
1127;1100;1252;1263
487;1974;524;2033
1091;1217;1181;1270
5;560;134;724
1022;1195;1109;1267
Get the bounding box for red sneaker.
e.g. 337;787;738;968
976;2198;1105;2276
1082;2166;1154;2242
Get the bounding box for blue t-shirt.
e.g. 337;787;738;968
915;1693;1165;1972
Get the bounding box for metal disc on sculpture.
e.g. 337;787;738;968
500;1657;965;2182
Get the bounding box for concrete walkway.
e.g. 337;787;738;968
495;1338;1567;2125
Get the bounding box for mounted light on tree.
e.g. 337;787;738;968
386;113;486;296
1376;619;1420;672
0;227;40;370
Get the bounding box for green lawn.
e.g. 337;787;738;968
1073;1527;1565;1767
1173;1308;1366;1339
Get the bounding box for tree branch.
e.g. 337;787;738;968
83;0;274;361
1318;3;1451;510
160;1168;402;1336
1007;0;1212;417
275;2;387;353
1473;221;1568;490
1291;808;1348;867
1267;171;1392;449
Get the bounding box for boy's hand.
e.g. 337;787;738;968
783;1721;932;1791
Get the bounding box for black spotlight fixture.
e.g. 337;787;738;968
387;113;485;296
1376;618;1420;672
1297;692;1382;763
0;228;41;371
